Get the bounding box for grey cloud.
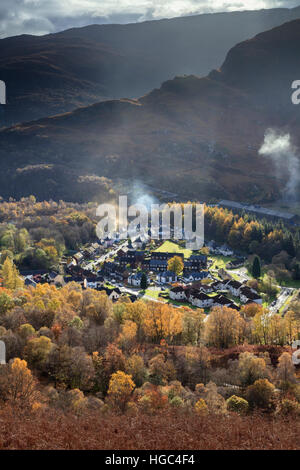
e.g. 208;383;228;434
0;0;299;38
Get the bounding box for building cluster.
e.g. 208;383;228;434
21;237;262;313
169;278;262;309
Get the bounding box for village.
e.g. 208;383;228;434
21;230;296;318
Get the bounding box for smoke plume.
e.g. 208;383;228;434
259;128;300;201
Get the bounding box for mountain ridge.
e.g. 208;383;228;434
0;19;300;203
1;6;300;124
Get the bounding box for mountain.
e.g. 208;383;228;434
0;19;300;203
1;6;300;124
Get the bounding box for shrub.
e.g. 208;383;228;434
246;379;275;411
194;399;208;416
226;395;249;414
170;396;184;408
278;399;300;416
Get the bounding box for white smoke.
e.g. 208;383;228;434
259;129;300;201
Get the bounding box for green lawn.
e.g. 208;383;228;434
209;254;235;271
143;288;161;299
155;241;192;259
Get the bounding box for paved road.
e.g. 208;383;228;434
269;287;295;315
84;241;128;271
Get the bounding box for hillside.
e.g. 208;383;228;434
1;6;300;124
0;20;300;203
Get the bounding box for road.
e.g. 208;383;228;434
269;287;295;315
84;241;128;271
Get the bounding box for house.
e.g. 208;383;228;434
24;277;37;288
103;262;119;274
210;280;229;291
189;292;214;308
211;294;233;308
128;272;149;287
189;254;207;268
52;274;66;287
133;236;144;249
151;252;184;261
226;280;243;297
63;276;85;287
73;252;84;264
239;286;262;304
198;284;214;294
157;271;177;284
120;250;145;267
227;303;240;311
183;271;210;283
226;259;245;269
149;259;168;272
169;286;186;301
99;287;121;301
85;276;104;289
103;236;114;248
218;245;234;256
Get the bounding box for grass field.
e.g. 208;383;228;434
143;288;161;300
155;241;192;259
209;254;235;271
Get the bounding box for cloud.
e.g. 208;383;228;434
0;0;299;38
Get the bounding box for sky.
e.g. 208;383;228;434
0;0;299;38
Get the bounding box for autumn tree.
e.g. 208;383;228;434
25;335;53;369
143;303;183;343
107;370;135;412
1;258;24;290
246;378;275;411
276;352;296;389
148;354;176;385
167;256;184;276
125;354;147;387
205;307;246;349
0;358;38;408
238;352;268;387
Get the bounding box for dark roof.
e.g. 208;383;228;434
170;286;185;293
227;280;242;289
213;295;231;305
189;255;207;262
184;271;209;279
160;270;176;277
152;252;184;259
191;292;210;301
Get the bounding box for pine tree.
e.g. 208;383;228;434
140;272;148;290
252;255;261;279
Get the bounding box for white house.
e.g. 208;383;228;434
157;271;177;284
99;287;121;301
292;340;300;366
128;272;149;287
133;236;144;249
183;271;210;283
211;294;233;308
239;286;262;304
103;236;114;248
190;292;214;308
169;286;186;301
226;280;243;297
